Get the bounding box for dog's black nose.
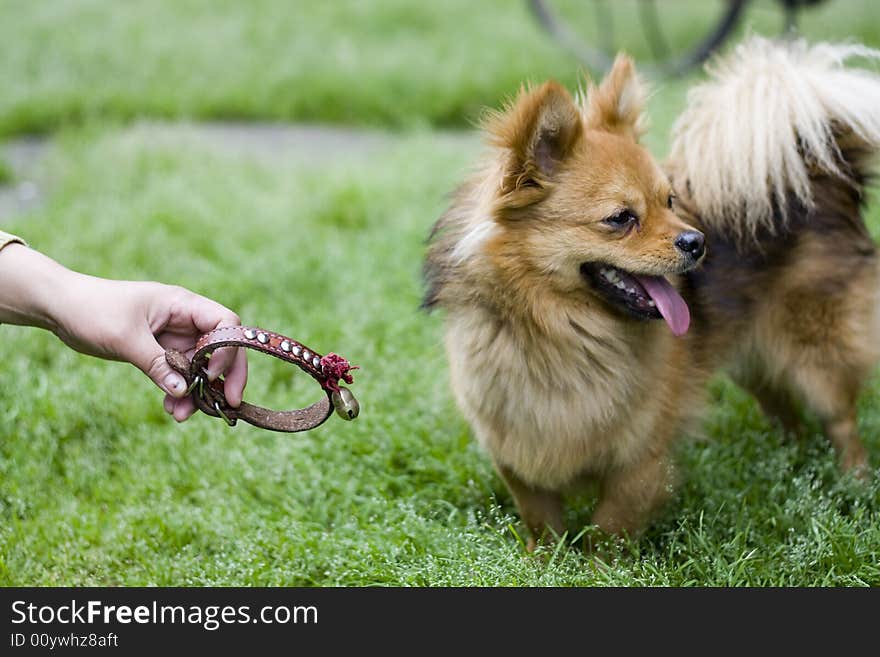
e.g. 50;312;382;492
674;230;705;260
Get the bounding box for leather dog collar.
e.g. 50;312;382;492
165;326;359;433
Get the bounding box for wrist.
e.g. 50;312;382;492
0;244;77;331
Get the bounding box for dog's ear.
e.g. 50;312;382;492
585;54;647;141
487;81;583;200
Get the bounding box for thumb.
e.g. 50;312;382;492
131;333;188;398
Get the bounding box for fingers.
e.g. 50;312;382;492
164;393;196;422
205;345;235;381
221;346;248;408
148;285;247;419
205;345;246;407
186;293;241;336
179;291;247;406
160;345;246;423
133;333;189;398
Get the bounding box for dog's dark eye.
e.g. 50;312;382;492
604;210;637;228
667;194;675;209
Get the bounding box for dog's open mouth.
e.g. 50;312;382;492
580;263;691;337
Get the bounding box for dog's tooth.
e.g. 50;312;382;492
616;281;626;290
647;300;656;307
628;287;636;294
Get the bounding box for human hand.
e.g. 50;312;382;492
51;275;248;422
0;244;247;421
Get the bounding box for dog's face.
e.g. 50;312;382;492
485;56;703;335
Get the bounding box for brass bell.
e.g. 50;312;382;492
331;387;359;420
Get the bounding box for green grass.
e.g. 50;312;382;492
0;0;574;136
1;0;879;136
1;125;879;586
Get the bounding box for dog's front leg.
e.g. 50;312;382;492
496;462;565;552
591;450;675;539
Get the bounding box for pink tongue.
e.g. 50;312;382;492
634;275;690;337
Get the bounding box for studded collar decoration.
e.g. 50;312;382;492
165;326;359;432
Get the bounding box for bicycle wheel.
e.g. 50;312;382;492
528;0;749;76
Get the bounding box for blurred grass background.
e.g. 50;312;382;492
1;0;879;135
2;0;880;585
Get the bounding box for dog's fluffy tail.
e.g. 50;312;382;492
670;36;880;240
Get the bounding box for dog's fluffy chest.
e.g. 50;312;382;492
444;306;674;489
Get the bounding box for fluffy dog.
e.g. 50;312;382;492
423;38;880;547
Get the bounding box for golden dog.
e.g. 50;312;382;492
424;38;880;548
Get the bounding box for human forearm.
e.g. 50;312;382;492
0;242;247;420
0;242;73;331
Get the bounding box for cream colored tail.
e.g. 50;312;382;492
670;36;880;240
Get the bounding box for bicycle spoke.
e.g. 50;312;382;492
528;0;750;77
